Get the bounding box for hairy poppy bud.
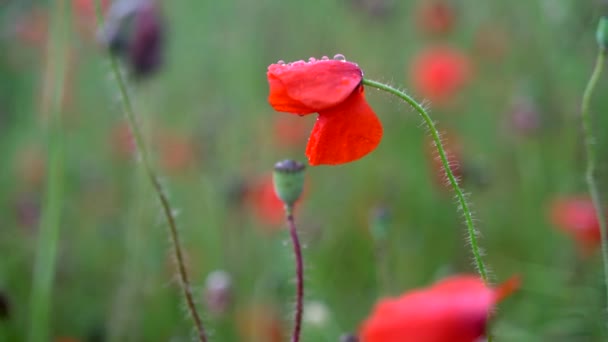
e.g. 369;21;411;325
272;160;305;207
596;17;608;50
100;0;165;78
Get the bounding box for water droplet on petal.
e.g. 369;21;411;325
277;60;285;65
308;57;317;63
333;54;346;61
321;56;329;61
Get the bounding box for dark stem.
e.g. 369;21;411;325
286;205;304;342
93;2;208;340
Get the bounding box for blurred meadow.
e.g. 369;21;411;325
2;0;608;341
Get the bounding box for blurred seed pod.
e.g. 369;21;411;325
507;95;541;138
203;270;233;317
100;0;165;78
339;333;359;342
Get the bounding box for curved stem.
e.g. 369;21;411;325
94;3;207;341
362;79;489;282
28;1;68;341
286;205;304;342
580;49;608;309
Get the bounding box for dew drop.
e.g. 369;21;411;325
321;56;329;61
308;57;317;63
333;54;346;61
277;60;285;65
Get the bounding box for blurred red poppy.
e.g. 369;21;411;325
267;56;382;165
245;175;287;228
409;46;471;104
359;275;519;342
155;131;199;174
415;1;456;35
549;196;602;253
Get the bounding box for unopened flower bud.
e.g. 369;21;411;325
272;160;305;207
203;270;232;316
597;17;608;50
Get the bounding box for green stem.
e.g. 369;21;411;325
580;49;608;313
94;3;208;341
362;79;489;282
28;1;69;341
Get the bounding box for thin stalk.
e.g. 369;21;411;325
580;49;608;311
362;79;489;282
94;2;207;341
27;1;69;341
286;205;304;342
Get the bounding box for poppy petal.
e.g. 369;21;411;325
305;86;382;165
267;60;363;113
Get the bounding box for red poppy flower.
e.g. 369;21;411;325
549;196;602;253
359;275;520;342
267;57;382;166
409;46;471;104
415;1;456;35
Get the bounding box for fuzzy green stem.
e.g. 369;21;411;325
285;205;304;342
362;79;489;282
580;48;608;312
27;1;69;341
94;2;207;341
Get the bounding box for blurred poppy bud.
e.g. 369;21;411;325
596;17;608;50
273;160;306;207
369;206;390;242
204;270;232;316
100;0;165;78
339;333;359;342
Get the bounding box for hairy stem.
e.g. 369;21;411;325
94;2;207;341
28;1;68;341
286;205;304;342
362;79;489;282
580;48;608;314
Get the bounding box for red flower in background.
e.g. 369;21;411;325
267;56;382;165
410;46;471;104
245;175;288;228
549;196;602;254
415;1;456;35
359;275;520;342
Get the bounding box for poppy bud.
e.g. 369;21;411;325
272;160;306;207
100;0;165;78
203;270;232;316
596;17;608;50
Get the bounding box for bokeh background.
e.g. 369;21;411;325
1;0;608;341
